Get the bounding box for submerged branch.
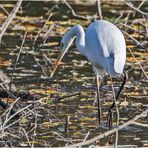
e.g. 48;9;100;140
128;48;148;79
96;0;102;20
63;0;94;20
124;1;148;16
67;109;148;147
0;88;41;101
0;0;22;43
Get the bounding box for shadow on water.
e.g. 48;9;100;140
0;1;147;147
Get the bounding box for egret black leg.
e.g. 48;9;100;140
96;74;101;124
108;70;128;128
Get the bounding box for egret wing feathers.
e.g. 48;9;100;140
85;20;126;76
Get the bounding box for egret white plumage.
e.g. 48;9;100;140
51;20;127;127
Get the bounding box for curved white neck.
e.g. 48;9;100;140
67;25;86;56
75;25;86;56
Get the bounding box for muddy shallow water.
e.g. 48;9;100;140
0;1;148;147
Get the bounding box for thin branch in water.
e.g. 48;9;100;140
0;83;18;100
33;4;58;48
128;48;148;79
119;23;145;35
32;13;53;49
32;6;58;77
0;0;22;43
10;30;28;90
67;109;148;147
96;0;102;19
55;92;81;102
63;0;93;20
0;5;9;16
83;131;90;142
22;128;32;147
64;115;70;138
115;12;124;24
123;31;144;48
137;0;147;9
42;23;56;44
124;1;148;16
123;0;147;25
43;53;52;65
2;104;32;130
32;109;38;148
132;121;148;127
34;56;48;77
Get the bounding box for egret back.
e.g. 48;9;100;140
85;20;126;76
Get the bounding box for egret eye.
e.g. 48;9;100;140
60;43;64;49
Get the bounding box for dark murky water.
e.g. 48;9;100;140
0;1;147;147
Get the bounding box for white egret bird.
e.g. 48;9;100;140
51;20;127;127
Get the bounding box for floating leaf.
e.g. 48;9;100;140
81;117;96;122
120;100;129;106
25;24;38;31
48;42;59;46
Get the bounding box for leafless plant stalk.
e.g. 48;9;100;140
96;0;103;19
67;109;148;147
132;121;148;127
10;30;27;90
128;48;148;79
0;0;22;43
63;0;93;20
0;5;9;16
124;1;148;16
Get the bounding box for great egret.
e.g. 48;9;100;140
51;20;127;127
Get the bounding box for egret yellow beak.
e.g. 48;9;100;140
50;45;69;78
50;37;75;78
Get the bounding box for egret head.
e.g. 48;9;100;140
50;29;75;78
60;32;75;53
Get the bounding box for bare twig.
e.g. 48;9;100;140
55;92;81;102
0;83;18;100
32;6;58;77
67;109;148;147
83;131;90;142
63;0;93;20
132;121;148;127
34;56;48;77
0;5;9;16
0;131;20;139
115;12;124;24
123;31;144;48
124;1;148;16
96;0;102;19
32;109;38;148
123;0;147;25
119;23;145;35
22;128;32;147
64;115;70;138
10;30;27;90
0;0;22;43
33;4;58;48
32;13;53;48
43;53;52;65
42;23;56;44
128;48;148;79
2;104;32;129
